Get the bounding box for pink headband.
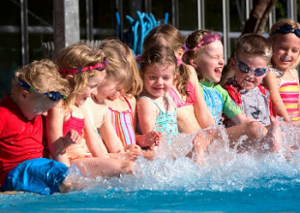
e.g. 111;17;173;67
59;61;109;76
192;33;222;51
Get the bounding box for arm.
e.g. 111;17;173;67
188;65;215;128
264;72;290;122
230;112;253;125
136;97;159;146
99;109;125;153
46;102;70;166
82;106;109;158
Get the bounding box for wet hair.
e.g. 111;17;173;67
234;33;272;64
98;38;143;96
269;18;300;69
143;24;190;97
12;59;70;100
184;29;214;81
140;45;177;78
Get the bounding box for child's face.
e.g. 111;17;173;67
143;63;175;99
192;40;224;83
21;92;59;120
272;33;300;70
232;54;269;90
75;73;105;106
92;79;119;104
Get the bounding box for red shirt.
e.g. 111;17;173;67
0;95;43;188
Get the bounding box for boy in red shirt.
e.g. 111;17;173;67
0;59;72;195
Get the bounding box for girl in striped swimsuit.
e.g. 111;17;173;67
265;19;300;124
86;39;162;159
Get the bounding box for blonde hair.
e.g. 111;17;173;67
98;38;143;96
56;43;104;109
12;59;70;99
98;44;129;91
235;33;272;64
140;45;177;78
143;24;190;97
269;18;300;69
184;29;214;81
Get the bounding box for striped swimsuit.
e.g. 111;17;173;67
272;68;300;121
109;97;136;147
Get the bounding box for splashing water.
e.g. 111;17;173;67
1;124;300;212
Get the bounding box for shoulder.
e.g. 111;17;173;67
125;94;136;106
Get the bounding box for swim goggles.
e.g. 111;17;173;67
192;33;222;51
18;79;67;101
58;60;108;76
234;53;269;77
269;25;300;38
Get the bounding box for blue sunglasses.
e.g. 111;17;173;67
270;25;300;37
18;79;66;101
234;53;269;77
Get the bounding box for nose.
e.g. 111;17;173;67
156;77;163;84
219;57;224;65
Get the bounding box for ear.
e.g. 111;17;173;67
177;48;185;59
19;89;30;100
189;59;197;68
174;72;180;81
229;57;236;69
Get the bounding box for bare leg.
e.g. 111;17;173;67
72;157;133;178
59;157;134;193
226;121;267;152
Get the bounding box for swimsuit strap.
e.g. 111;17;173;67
123;96;133;112
165;95;177;111
289;69;297;80
139;96;164;114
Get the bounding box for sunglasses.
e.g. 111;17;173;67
192;33;222;51
18;79;67;101
270;25;300;38
234;53;269;77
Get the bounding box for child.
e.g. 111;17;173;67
137;45;208;163
265;19;300;124
143;24;216;134
46;43;136;179
0;59;77;195
184;30;247;125
97;38;162;150
223;33;273;127
184;30;280;152
137;45;179;144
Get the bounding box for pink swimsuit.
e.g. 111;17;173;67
168;81;195;108
63;111;85;136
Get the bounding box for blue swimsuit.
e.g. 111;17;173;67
140;96;178;145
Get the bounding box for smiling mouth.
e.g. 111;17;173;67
214;68;222;74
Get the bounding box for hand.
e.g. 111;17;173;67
143;131;163;147
64;130;82;145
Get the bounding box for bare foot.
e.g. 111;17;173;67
262;116;283;152
191;131;210;166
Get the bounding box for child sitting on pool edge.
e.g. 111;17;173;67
0;59;74;195
223;33;274;127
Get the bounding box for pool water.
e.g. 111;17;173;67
1;124;300;213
